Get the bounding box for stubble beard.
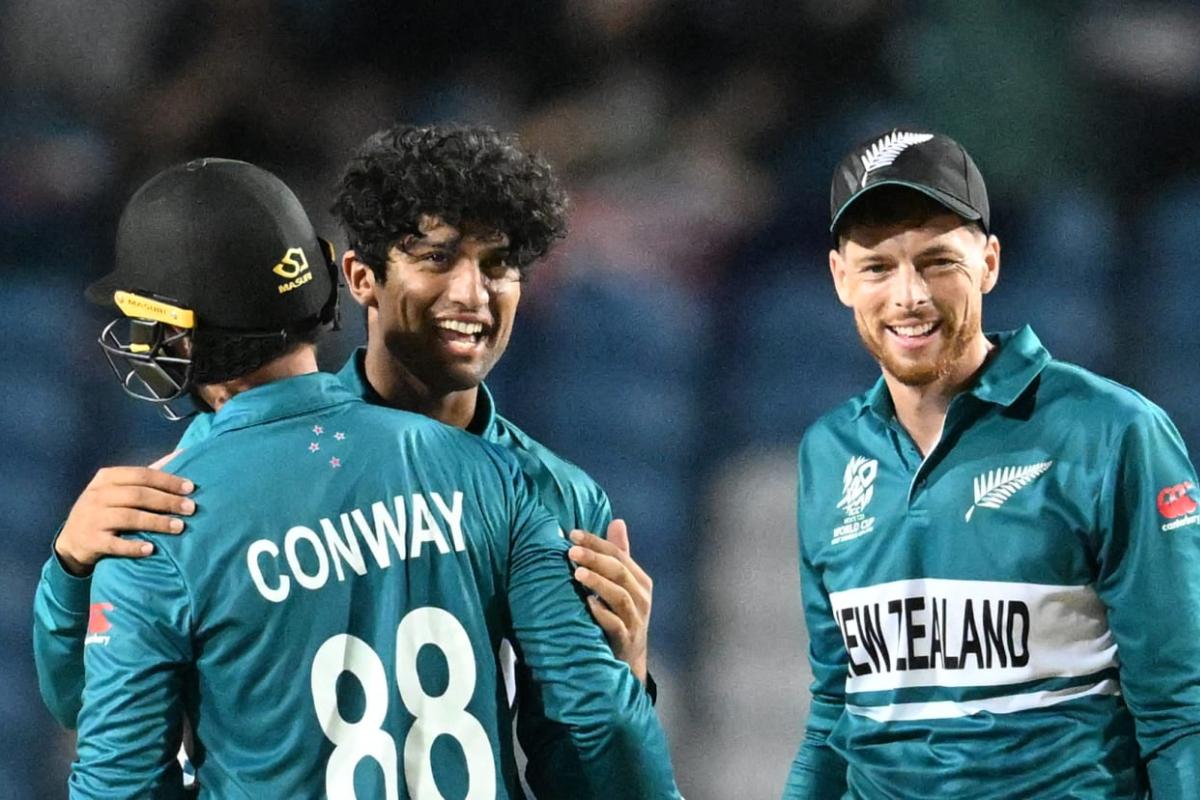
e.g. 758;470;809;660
383;327;491;395
856;304;979;387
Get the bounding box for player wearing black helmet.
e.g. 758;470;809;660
54;157;680;798
88;157;340;419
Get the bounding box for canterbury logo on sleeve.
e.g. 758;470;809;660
1158;480;1199;531
86;602;114;647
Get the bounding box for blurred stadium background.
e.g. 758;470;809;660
2;1;1198;797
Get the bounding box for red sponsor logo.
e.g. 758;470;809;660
87;602;113;635
1157;481;1198;520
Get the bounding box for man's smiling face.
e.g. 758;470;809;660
830;212;1000;387
371;214;522;394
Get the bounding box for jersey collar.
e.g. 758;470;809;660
337;347;500;440
968;325;1051;407
207;372;356;437
336;347;382;405
857;325;1051;421
468;381;500;441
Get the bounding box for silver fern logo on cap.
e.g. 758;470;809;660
859;131;934;188
965;461;1054;521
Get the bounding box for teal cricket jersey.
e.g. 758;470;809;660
333;348;633;794
176;350;615;536
175;350;630;794
784;327;1200;800
32;349;616;732
336;348;615;539
68;373;678;799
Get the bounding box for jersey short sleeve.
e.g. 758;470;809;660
69;541;192;799
1095;404;1200;798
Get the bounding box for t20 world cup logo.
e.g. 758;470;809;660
837;456;878;518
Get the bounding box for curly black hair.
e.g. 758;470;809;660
332;123;569;282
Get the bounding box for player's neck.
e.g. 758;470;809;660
200;346;319;413
885;383;951;457
362;343;478;430
884;335;993;457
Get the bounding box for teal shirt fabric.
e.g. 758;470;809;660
32;350;636;794
66;373;677;798
334;349;625;793
178;351;614;537
32;543;93;729
783;327;1200;800
329;351;626;794
335;349;615;538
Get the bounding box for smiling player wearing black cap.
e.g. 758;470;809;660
783;129;1200;799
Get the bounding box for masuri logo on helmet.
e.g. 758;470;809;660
85;158;339;419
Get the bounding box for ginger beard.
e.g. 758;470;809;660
854;295;980;387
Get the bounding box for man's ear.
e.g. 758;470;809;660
980;234;1001;295
343;250;378;308
830;248;853;308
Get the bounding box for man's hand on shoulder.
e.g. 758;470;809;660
568;519;652;683
55;455;195;577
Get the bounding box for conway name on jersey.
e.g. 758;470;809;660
34;349;615;729
69;373;677;799
786;328;1200;800
178;347;628;793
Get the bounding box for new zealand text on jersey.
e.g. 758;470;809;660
835;594;1031;678
246;491;466;602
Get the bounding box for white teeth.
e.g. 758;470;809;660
436;320;484;335
892;322;937;337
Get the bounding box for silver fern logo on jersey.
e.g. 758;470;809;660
859;131;934;187
965;461;1054;521
833;456;879;544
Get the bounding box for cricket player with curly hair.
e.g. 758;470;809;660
35;126;669;797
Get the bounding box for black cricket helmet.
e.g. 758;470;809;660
88;158;339;419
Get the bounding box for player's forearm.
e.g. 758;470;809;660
782;736;848;800
71;546;193;798
510;570;678;794
507;473;679;796
519;647;678;798
782;691;849;800
69;760;188;800
1145;729;1200;800
32;552;91;728
547;681;679;799
71;679;187;800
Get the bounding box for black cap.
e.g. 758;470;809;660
87;158;337;331
829;129;989;236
